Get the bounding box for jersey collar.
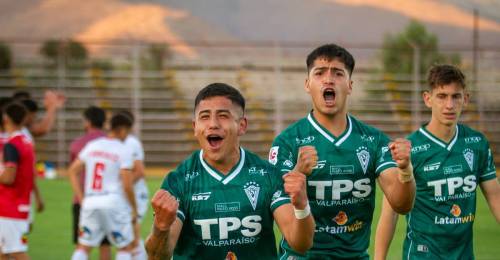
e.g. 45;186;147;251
199;147;245;185
307;112;352;146
418;125;459;151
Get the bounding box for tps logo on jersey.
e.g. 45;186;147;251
450;204;462;217
333;211;348;225
268;146;279;165
225;252;238;260
356;147;370;174
463;149;474;171
244;182;260;210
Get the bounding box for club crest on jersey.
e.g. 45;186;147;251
268;146;279;165
463;148;474;171
356;147;370;174
244;182;260;210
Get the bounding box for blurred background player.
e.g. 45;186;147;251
68;106;109;260
68;112;138;260
374;64;500;260
0;102;34;260
12;90;65;231
12;90;66;140
117;110;148;260
270;43;416;259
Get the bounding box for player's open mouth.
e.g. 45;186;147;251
323;88;336;105
207;134;224;148
443;113;456;119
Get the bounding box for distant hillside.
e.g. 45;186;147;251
0;0;499;59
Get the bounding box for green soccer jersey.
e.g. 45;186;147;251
161;147;291;260
402;124;497;260
270;112;397;259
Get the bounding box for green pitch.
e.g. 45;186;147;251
28;177;499;259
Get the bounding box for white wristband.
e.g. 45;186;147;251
293;203;311;219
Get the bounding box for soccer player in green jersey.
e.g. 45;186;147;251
269;43;416;259
374;64;500;260
145;83;315;259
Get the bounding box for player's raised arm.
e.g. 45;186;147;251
374;195;400;260
378;138;415;214
274;146;316;254
68;159;85;203
145;189;182;259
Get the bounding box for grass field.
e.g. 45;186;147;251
28;177;499;259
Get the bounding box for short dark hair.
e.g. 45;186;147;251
83;106;106;128
110;112;132;130
117;110;134;125
194;83;245;113
0;97;12;110
12;91;31;101
4;102;27;125
306;44;355;76
427;64;466;90
21;99;38;113
0;97;12;129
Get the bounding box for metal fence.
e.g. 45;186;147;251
1;40;499;169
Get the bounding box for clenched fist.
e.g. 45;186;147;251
151;190;179;231
294;146;318;176
283;171;308;210
389;138;412;170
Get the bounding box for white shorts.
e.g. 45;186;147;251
78;206;134;249
0;217;29;254
134;179;149;223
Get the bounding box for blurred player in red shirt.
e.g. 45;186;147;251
0;102;35;259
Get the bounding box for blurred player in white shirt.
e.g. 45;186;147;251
68;112;138;260
117;110;149;260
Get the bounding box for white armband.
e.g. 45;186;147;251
293;203;311;219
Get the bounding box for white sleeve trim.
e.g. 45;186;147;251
480;171;497;178
270;197;290;208
376;161;398;173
